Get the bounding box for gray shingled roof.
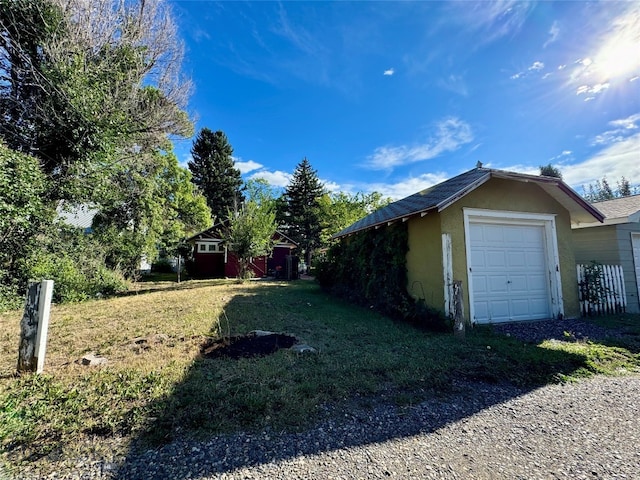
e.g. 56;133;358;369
334;167;603;238
592;195;640;220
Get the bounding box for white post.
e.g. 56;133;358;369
17;280;54;374
34;280;54;374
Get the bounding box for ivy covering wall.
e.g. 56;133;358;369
316;223;447;330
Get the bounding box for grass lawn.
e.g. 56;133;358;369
1;279;639;473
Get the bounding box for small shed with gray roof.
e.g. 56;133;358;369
572;194;640;313
334;167;604;324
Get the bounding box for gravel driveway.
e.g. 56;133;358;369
14;373;639;480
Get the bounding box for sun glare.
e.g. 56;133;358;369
593;37;640;82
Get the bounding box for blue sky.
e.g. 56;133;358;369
171;1;640;200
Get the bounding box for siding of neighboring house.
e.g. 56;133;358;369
405;178;580;322
572;223;640;313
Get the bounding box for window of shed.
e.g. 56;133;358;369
199;244;206;252
208;244;217;252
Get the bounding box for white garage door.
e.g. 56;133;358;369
469;222;551;323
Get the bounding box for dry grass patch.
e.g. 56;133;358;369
1;278;639;477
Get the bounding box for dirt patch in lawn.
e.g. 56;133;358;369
201;333;297;359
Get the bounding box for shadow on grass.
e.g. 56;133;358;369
112;283;620;479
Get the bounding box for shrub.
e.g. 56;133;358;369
317;223;448;331
25;226;128;303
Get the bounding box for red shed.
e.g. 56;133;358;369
186;223;298;279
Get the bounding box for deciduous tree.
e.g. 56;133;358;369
317;191;391;246
224;201;277;280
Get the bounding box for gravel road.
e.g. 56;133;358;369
12;373;639;480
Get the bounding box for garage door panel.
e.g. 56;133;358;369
487;275;508;293
470;221;551;323
528;273;548;292
473;276;488;294
530;298;551;316
486;251;507;268
474;301;490;320
470;250;487;269
507;251;526;268
508;275;528;293
489;300;510;320
526;251;546;267
484;225;505;243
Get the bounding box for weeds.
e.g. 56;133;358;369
0;279;638;474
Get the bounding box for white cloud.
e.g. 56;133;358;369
576;82;610;98
361;173;450;201
247;169;292;187
591;113;640;145
179;154;193;168
492;163;540;176
438;74;469;96
543;20;560;48
609;113;640;130
548;150;573;162
365;118;474;170
565;4;640;97
383;68;395;76
529;61;544;71
511;72;523;80
235;160;263;174
450;1;534;44
562;133;640;188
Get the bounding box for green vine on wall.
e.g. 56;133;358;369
316;223;447;330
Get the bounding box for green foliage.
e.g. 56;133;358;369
582;176;638;202
0;0;200;302
0;143;53;309
93;148;211;277
244;178;281;209
539;163;562;179
25;226;128;303
278;158;325;268
316;223;447;330
317;191;391;245
0;0;193;203
189;128;244;221
224;201;278;280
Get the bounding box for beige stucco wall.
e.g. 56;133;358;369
406;212;444;308
405;177;580;321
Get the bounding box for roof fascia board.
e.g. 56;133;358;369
436;172;491;212
491;170;605;224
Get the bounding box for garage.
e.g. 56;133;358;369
464;209;563;324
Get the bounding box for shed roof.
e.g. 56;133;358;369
334;167;604;238
186;222;298;246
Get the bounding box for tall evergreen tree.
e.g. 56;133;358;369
188;128;244;221
278;158;325;271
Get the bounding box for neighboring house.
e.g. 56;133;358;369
186;223;298;279
334;166;604;324
571;195;640;313
57;202;153;273
57;203;98;233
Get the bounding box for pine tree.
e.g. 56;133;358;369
539;163;562;179
279;158;325;271
188;128;244;221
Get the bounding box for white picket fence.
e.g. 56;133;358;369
576;264;627;316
